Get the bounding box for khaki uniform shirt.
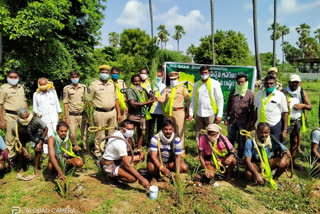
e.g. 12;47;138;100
88;79;118;109
0;84;26;111
114;79;127;89
63;83;86;113
161;85;190;108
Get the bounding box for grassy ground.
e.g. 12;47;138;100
1;82;320;214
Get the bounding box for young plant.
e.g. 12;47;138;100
149;58;157;92
55;167;76;198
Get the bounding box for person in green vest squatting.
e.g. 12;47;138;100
243;123;291;188
254;75;288;142
110;67;128;121
189;66;224;137
282;74;312;170
47;121;83;180
156;71;190;157
148;70;166;143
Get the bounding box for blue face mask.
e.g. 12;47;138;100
71;78;79;84
265;85;276;94
100;73;110;81
156;76;162;83
112;74;119;80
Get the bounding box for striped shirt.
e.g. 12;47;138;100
149;134;182;163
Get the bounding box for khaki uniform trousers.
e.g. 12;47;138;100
172;109;186;153
4;113;19;158
195;115;215;133
69;115;88;151
93;109;116;157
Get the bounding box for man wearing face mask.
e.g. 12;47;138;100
63;70;88;153
101;119;150;189
224;73;255;158
254;75;288;142
140;68;152;92
12;108;48;177
88;65;121;158
110;67;127;120
189;66;224;139
0;70;27;158
156;71;190;156
148;70;166;143
255;67;282;91
282;74;311;168
33;77;62;154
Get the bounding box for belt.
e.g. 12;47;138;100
95;107;115;112
69;111;85;116
5;109;18;115
172;107;184;111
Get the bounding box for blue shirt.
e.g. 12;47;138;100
0;136;6;151
311;129;320;155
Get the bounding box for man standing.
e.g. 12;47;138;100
110;67;127;120
189;66;224;134
256;67;282;91
88;65;121;158
283;74;311;167
0;70;27;158
254;75;288;142
140;68;151;92
156;71;190;156
225;73;255;158
63;70;88;152
33;77;62;154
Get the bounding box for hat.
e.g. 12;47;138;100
99;65;111;71
268;67;278;73
168;71;180;79
289;74;301;82
207;124;222;133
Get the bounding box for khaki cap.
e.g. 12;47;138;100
99;65;111;71
168;71;179;79
268;67;278;73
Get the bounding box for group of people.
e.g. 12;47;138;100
0;65;318;190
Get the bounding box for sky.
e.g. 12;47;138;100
100;0;320;61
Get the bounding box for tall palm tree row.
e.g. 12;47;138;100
272;0;277;66
268;23;290;64
157;25;170;49
252;0;262;79
172;25;186;52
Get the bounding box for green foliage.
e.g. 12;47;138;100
55;167;76;199
155;49;192;65
192;30;250;65
157;24;170;49
108;32;120;48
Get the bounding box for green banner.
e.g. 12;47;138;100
165;62;256;113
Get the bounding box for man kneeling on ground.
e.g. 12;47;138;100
244;122;290;185
48;121;83;180
100;119;150;189
0;136;9;176
12;107;48;177
198;124;236;183
311;128;320;176
147;117;188;183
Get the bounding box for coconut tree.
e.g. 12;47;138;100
157;24;170;49
172;25;186;52
210;0;215;65
149;0;154;38
272;0;277;66
108;32;119;48
314;28;320;44
252;0;262;79
296;23;311;58
279;25;290;64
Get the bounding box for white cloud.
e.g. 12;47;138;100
279;0;320;13
244;3;252;11
166;43;174;51
248;18;253;27
116;0;148;27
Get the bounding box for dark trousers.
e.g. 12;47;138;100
270;120;282;142
148;114;164;144
227;124;246;158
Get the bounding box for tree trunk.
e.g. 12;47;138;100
0;33;2;65
177;39;179;52
149;0;154;38
272;0;277;66
165;42;167;49
253;0;262;79
282;34;285;64
210;0;215;65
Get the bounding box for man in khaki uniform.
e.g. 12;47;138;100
0;70;27;158
63;70;88;152
88;65;121;158
156;71;190;156
255;67;282;91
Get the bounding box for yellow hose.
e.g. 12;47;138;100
14;122;22;152
88;126;115;133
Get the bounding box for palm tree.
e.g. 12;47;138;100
314;28;320;44
272;0;277;66
279;25;290;64
172;25;186;52
157;25;170;49
210;0;215;65
163;36;169;49
108;32;119;48
252;0;262;79
149;0;154;38
296;23;311;58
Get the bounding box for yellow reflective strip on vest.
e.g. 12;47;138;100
150;90;164;114
115;82;127;111
287;94;291;126
259;90;274;123
164;84;181;117
261;146;278;190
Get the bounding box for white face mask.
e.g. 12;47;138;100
201;74;209;80
7;77;19;86
140;74;148;81
123;128;134;138
170;79;179;87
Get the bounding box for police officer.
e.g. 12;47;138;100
63;70;88;152
0;70;27;158
88;65;121;158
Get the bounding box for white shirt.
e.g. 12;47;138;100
255;89;288;126
286;87;302;120
103;131;128;160
189;78;224;117
150;83;166;115
33;89;62;124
